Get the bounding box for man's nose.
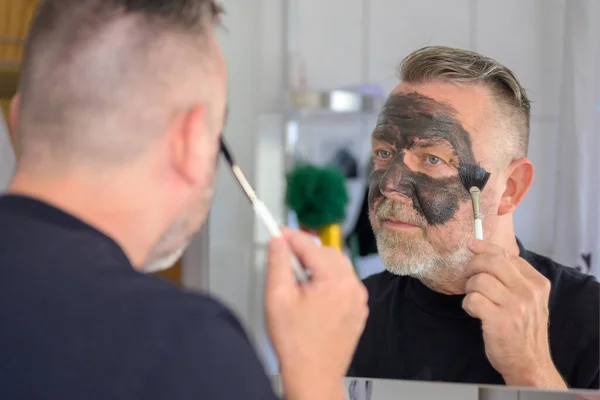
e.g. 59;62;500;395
378;162;415;201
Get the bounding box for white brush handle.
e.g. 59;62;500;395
253;200;310;283
474;218;484;240
253;200;281;237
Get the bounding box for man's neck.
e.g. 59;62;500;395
7;171;162;269
488;216;521;257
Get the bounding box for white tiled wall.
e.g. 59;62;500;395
475;0;566;119
515;121;560;252
295;0;365;89
367;0;473;90
475;0;567;255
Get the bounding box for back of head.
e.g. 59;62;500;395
398;46;531;166
17;0;223;168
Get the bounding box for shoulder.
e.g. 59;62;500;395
525;252;600;389
112;276;250;342
133;285;278;399
78;274;276;397
524;251;599;312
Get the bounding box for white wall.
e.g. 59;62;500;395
203;0;262;334
476;0;565;256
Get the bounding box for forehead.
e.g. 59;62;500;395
375;82;497;161
389;81;492;129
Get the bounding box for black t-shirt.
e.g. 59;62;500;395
349;241;599;389
0;195;278;400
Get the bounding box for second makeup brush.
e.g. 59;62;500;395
458;165;491;240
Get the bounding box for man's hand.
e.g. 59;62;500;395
265;228;369;400
462;239;567;389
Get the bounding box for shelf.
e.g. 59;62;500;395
287;88;385;121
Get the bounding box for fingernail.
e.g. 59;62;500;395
467;238;478;247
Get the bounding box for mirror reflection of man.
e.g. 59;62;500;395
349;46;599;390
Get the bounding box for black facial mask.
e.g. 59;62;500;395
368;92;486;225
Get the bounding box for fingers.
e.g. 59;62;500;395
465;273;511;307
466;254;523;289
466;240;549;293
462;291;498;319
467;239;510;257
281;227;352;280
512;257;551;291
280;228;323;272
265;237;298;302
466;240;525;288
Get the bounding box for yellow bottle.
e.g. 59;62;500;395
318;223;343;250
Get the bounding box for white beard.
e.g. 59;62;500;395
142;186;215;275
142;245;186;274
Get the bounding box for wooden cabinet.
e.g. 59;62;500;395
0;68;18;149
0;0;38;63
0;0;38;148
155;259;183;286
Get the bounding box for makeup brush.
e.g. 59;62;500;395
219;135;311;284
458;165;491;240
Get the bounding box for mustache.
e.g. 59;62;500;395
375;199;428;228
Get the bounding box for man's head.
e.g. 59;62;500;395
369;46;534;291
10;0;227;272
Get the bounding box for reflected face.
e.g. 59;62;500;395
369;88;492;284
369;93;477;225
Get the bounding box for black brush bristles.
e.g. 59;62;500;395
458;165;491;192
219;135;235;168
219;134;255;203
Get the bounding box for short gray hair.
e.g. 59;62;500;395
398;46;531;162
16;0;224;166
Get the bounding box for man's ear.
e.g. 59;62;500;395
498;157;534;216
169;105;208;185
8;93;19;152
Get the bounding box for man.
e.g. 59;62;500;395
349;46;599;389
0;1;368;399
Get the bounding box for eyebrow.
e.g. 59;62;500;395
372;127;398;144
408;137;453;150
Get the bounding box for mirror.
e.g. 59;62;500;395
247;0;599;392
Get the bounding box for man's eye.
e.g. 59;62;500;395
426;155;443;165
376;150;393;159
